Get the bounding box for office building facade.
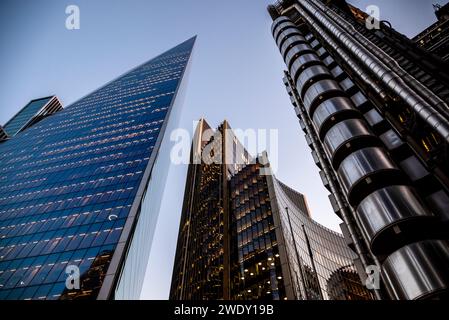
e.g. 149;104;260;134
170;119;371;300
170;119;251;300
0;37;195;300
268;0;449;300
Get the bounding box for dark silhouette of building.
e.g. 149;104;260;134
414;2;449;62
268;0;449;300
170;119;372;300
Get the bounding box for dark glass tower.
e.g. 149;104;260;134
170;119;251;300
170;119;371;300
268;0;449;300
0;37;195;300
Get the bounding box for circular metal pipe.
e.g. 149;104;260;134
295;0;449;143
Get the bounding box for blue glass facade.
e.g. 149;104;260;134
3;96;53;136
0;37;195;300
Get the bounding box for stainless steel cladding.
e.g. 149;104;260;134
273;19;296;37
356;186;437;255
296;65;332;98
285;43;315;68
271;16;291;35
307;0;449;120
281;35;307;59
337;147;405;206
296;0;449;142
323;119;379;169
381;240;449;300
302;79;342;115
289;53;323;83
275;25;300;47
312;96;360;139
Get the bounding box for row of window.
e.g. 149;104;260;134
0;204;131;241
0;173;142;206
0;218;125;262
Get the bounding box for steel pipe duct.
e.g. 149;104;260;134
302;79;342;116
356;186;437;255
276;28;303;48
281;35;307;59
289;53;323;83
312;96;360;139
271;16;291;35
323;119;380;169
273;20;297;41
308;0;449;121
337;147;406;206
381;240;449;300
285;43;315;68
296;64;333;98
295;0;449;142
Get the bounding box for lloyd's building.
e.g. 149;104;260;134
0;37;195;300
268;0;449;300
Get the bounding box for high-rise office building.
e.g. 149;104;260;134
413;3;449;62
0;37;195;300
170;119;251;300
170;119;371;300
2;96;63;137
268;0;449;300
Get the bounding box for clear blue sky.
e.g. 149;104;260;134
0;0;446;300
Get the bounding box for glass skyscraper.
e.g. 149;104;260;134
170;119;371;300
2;96;63;137
0;37;196;300
268;0;449;300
